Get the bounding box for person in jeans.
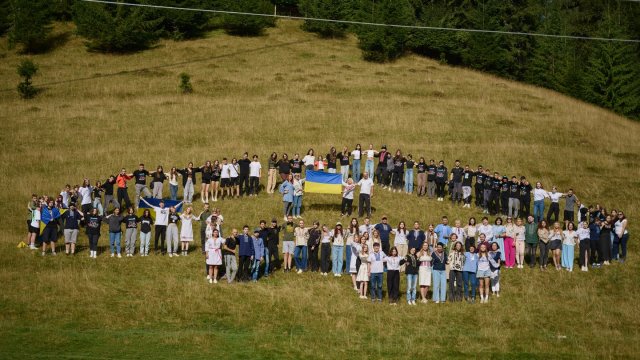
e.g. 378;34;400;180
223;229;238;283
368;242;386;303
401;247;419;305
237;226;255;282
331;223;345;277
351;144;362;182
403;154;414;194
293;219;310;274
123;207;139;257
279;174;294;221
105;207;124;258
613;211;629;263
462;244;478;303
356;172;374;218
140;198;173;255
338;146;351;182
447;239;465;302
431;242;447;303
251;228;265;282
292;174;305;218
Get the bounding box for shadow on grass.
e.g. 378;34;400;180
17;31;72;55
0;38;315;92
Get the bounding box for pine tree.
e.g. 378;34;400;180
0;0;10;36
354;0;415;62
299;0;348;38
73;1;163;53
220;0;275;36
142;0;211;40
8;0;52;53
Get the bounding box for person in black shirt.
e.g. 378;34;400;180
277;153;291;181
177;162;201;204
139;209;153;256
123;207;140;257
85;208;103;258
374;145;388;186
474;165;484;208
326;147;338;174
101;175;119;212
237;152;252;197
150;165;168;200
416;157;427;196
462;165;474;207
307;221;321;272
426;160;437;199
337;147;350;183
391;150;405;192
200;161;214;203
519;177;532;218
490;173;502;215
435;160;448;201
450;160;464;204
61;203;84;255
132;164;152;207
266;219;281;272
404;154;415;194
290;153;303;175
500;176;510;216
92;180;104;215
508;176;520;218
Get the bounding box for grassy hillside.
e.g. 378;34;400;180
0;20;639;359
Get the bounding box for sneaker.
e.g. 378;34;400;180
174;253;179;257
111;253;115;257
117;253;122;258
336;273;342;277
297;269;303;274
168;253;173;258
42;251;46;256
52;252;57;256
604;261;610;266
435;301;440;304
207;275;211;280
213;279;218;284
208;278;213;284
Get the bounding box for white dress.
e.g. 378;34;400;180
418;254;432;286
356;254;370;282
350;243;362;274
180;214;194;241
206;236;224;266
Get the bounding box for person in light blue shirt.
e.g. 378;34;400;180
492;217;506;261
278;174;294;220
462;244;478;303
251;228;265;282
434;216;452;248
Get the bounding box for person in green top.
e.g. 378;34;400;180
524;215;539;268
198;203;212;254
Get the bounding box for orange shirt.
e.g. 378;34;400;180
116;174;132;188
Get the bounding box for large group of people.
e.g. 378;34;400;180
24;144;630;304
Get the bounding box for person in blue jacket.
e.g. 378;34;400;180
251;228;265;282
407;221;426;252
279;174;294;221
237;226;255;282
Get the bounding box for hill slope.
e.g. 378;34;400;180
0;20;639;359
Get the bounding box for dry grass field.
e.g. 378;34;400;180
0;20;639;359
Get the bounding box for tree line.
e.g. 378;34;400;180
3;0;639;119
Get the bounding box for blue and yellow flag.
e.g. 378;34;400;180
304;171;342;194
137;197;184;219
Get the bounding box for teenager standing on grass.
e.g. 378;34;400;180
477;243;491;303
326;147;338;174
249;155;262;196
198;204;211;254
519;178;532;218
357;172;374;218
166;207;181;257
504;217;516;268
474;165;484;208
123;207;139;257
403;154;415;194
357;244;370;299
415;157;427;196
279;174;294;220
27;196;40;250
150;166;168;200
338;146;351;182
491;218;506;262
229;158;240;198
40;200;62;256
401;247;419;305
200;161;213;203
432;243;448;304
386;247;401;305
293;219;310;274
537;220;550;270
392;221;408;271
308;221;321;273
524;216;538;268
417;242;432;303
168;167;180;201
237;153;251;197
461;165;474;207
140;198;171;255
341;178;356;217
450;160;464;204
251;228;265;282
105;208;124;258
101;176;119;212
223;229;238;283
205;227;224;284
599;215;613;266
577;221;591;272
178;162;200;205
368;242;386;303
489;242;501;297
546;187;563;224
179;207;195;256
331;223;345;277
220;158;232;199
116;169;133;209
549;222;563;270
132;164;152;208
320;225;332;276
374;145;388;186
462;244;478;303
435;160;448;201
344;218;359;273
513;218;526;269
448;240;465;302
613;211;629;263
351;144;362;182
85;208;102;258
62;203;83;255
563;189;579;226
266;219;281;273
290;153;303;177
292;174;305;219
464;218;478;252
349;233;362;290
267;153;278;194
561;222;578;271
364;144;377;178
78;179;93;215
237;226;255;282
302;149;315;172
210;160;221;202
281;215;295;272
139;209;153;256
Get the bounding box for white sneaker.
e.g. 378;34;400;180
168;253;173;258
111;253;115;257
213;279;218;284
208;278;213;284
117;253;122;258
174;253;179;257
284;216;288;221
336;273;342;277
207;275;211;280
297;269;303;274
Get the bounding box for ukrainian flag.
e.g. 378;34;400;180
304;171;342;194
137;197;184;219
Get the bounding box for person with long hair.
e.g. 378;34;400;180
477;243;491;303
549;222;563;270
426;224;438;252
341;178;356;217
123;207;139;257
267;152;279;194
356;244;370;299
178;162;200;205
92;180;104;215
166;206;181;257
448;240;465;302
417;242;432;303
432;242;448;304
40;200;62;255
504;217;516;268
105;207;124;258
546;186;564;224
537;220;550;270
561;222;578;271
200;161;213;204
211;160;221;201
302;149;315;173
277;153;291;182
489;242;502;297
84;207;102;258
338;146;351;182
345;218;359;274
524;215;538;268
576;221;591;272
78;178;93;215
589;218;601;267
514;218;526;269
464;217;478;252
613;211;629;263
416;157;427;196
308;221;321;273
386;247;401;305
493;218;506;262
279;174;294;221
139;209;153;256
292;173;305;219
289;153;303;178
599;215;613;266
326;147;338;174
401;247;419;305
351;144;362;182
462;244;478;303
320;225;332;276
364;144;377;179
404;154;415;195
331;223;345;277
349;233;362;291
281;215;295;272
168;167;180;201
150;165;168;200
392;221;408;271
391;149;405;193
180;206;195;256
229;158;240;199
293;219;310;274
205;228;224;284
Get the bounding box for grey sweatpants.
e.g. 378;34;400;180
135;184;151;205
125;228;137;255
167;224;179;254
104;194;119;211
452;182;463;202
483;189;493;209
183;180;194;203
509;198;520;218
225;255;238;283
152;182;163;199
427;181;436;198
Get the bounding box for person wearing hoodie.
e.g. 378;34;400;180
251;228;265;282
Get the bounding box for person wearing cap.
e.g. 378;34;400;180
374;216;392;255
331;222;345;276
251;228;265;282
368;242;387;302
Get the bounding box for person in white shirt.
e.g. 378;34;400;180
302;149;315;172
364;144;378;178
229;158;240;198
451;219;466;251
546;186;564;224
477;217;494;245
368;242;387;302
576;221;591;271
220;158;232;199
249;155;262;196
356;172;374;218
532;182;549;223
359;217;373;238
140;198;182;255
351;144;362;182
78;179;93;214
60;185;71;208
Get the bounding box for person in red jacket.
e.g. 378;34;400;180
116;168;133;209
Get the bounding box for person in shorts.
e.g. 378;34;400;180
281;215;296;272
62;203;84;255
476;243;492;303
